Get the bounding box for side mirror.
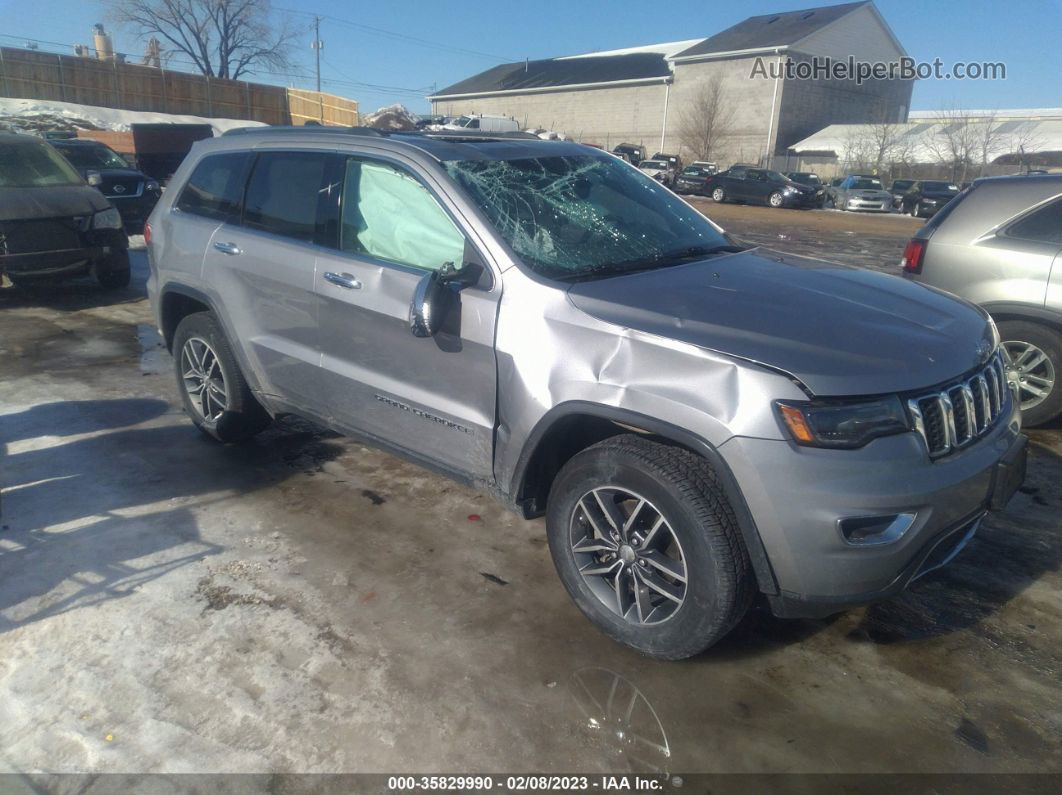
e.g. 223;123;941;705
409;262;484;338
86;170;102;187
409;270;447;338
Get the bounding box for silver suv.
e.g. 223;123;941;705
147;127;1027;659
903;175;1062;426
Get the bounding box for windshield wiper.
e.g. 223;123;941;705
558;243;746;283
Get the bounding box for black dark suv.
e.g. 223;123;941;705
0;133;130;288
50;139;162;233
705;167;819;208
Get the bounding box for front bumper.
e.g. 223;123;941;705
1;228;127;278
846;198;892;211
782;192;819;207
719;399;1024;617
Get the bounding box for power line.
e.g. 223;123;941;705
274;5;511;62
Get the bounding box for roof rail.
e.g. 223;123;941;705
410;130;542;141
222;125;388;137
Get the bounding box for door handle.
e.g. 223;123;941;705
324;271;362;290
213;241;242;256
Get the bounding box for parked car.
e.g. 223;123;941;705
900;180;962;218
705;166;819;208
825;176;845;205
673;165;714;195
902;174;1062;425
831;174;893;212
148;128;1026;660
50;138;162;233
889;179;915;209
638;158;674;186
784;171;826;206
444;114;520;133
0;132;130;288
612;143;646;166
652;152;683;173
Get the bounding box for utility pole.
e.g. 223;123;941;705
312;16;323;122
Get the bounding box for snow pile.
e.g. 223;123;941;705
0;97;267;136
362;104;419;131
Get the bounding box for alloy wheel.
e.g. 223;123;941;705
1003;340;1056;411
180;336;229;422
769;192;783;207
712;188;725;202
569;487;687;626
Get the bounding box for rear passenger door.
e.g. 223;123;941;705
313;153;499;480
200;148;331;416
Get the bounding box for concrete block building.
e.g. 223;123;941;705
429;1;912;167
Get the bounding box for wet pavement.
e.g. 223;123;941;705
0;215;1059;775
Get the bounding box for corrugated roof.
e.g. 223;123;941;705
672;1;868;58
431;53;671;98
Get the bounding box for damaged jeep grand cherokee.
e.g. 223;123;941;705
147;128;1026;659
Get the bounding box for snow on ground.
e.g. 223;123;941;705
0;97;266;136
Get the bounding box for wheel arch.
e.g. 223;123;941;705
159;283;217;352
983;302;1062;336
509;401;779;595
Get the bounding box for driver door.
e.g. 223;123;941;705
313;153;499;480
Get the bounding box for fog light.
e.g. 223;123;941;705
838;512;916;545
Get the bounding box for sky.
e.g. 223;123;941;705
0;0;1059;115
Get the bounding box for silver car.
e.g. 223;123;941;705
832;174;894;212
903;174;1062;426
146;128;1026;659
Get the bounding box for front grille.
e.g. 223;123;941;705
0;217;87;254
102;176;143;198
908;352;1009;458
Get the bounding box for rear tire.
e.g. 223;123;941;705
711;187;726;203
997;320;1062;426
546;435;754;660
172;312;272;442
96;250;131;289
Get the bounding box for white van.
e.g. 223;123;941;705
444;114;520;133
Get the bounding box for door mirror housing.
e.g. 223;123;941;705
409;261;485;338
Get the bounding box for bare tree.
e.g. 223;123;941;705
108;0;297;80
925;106;977;183
840;125;874;173
1005;121;1049;172
676;77;735;163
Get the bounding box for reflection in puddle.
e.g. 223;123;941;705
568;667;670;774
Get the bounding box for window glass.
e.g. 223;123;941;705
243;151;329;242
729;168;746;179
52;143;128;170
0;138;83;187
1007;198;1062;244
340;159;465;271
176;152;248;221
444;154;730;281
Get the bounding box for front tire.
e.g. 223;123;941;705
173;312;272;442
96;249;131;289
768;191;784;208
998;320;1062;426
546;435;754;660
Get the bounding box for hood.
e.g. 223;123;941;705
0;184;109;223
81;167;144;181
566;249;994;396
850;189;890;199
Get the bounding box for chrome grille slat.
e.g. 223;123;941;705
907;351;1008;459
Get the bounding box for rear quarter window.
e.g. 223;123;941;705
175;152;250;221
1005;197;1062;244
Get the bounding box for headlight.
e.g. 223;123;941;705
783;186;797;193
146;179;160;192
775;396;910;449
92;207;123;229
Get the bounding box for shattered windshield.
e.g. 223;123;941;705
444;154;732;281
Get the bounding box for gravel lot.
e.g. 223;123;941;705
0;207;1059;776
